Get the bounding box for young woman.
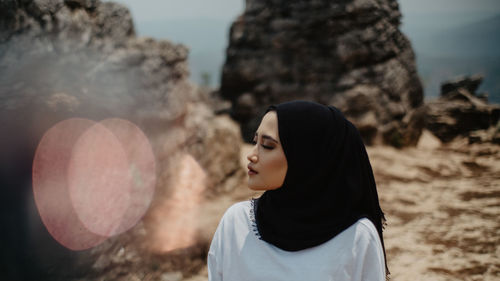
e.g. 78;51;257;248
208;100;388;281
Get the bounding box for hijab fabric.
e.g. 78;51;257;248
255;101;387;272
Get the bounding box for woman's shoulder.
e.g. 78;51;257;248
213;200;254;243
354;218;380;238
320;218;380;250
349;218;383;251
226;200;251;213
224;200;251;215
219;200;252;225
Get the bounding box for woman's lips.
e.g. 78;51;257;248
247;164;258;175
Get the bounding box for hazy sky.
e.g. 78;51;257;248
399;0;500;14
399;0;500;29
109;0;500;22
107;0;244;21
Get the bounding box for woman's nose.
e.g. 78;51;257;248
247;147;258;163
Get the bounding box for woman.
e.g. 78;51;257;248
208;100;388;281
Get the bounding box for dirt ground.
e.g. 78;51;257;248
124;130;499;281
367;132;500;280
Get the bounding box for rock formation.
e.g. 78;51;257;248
426;75;500;143
219;0;424;146
0;0;243;280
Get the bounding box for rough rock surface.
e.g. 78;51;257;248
219;0;424;145
426;75;500;143
0;0;243;280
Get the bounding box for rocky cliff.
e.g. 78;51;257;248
0;1;243;280
220;0;424;145
426;75;500;143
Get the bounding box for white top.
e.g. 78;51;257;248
208;201;386;281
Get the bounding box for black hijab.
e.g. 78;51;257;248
255;100;387;270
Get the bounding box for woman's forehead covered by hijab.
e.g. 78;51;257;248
269;101;342;135
267;101;349;172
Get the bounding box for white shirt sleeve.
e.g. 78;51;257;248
350;221;386;281
207;215;224;281
207;251;222;281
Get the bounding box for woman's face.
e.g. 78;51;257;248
246;111;288;190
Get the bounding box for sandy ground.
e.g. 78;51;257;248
368;132;500;280
142;130;499;281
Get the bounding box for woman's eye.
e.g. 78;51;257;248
261;144;274;150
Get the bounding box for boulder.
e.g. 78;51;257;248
426;75;500;143
219;0;424;146
441;75;484;98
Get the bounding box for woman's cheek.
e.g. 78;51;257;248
267;153;288;187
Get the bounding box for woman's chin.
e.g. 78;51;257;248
247;183;281;191
247;185;261;191
247;183;266;191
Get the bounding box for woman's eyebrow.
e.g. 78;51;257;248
255;132;278;143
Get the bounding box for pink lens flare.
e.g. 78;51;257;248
68;122;132;237
99;118;156;235
32;118;156;251
32;118;107;250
